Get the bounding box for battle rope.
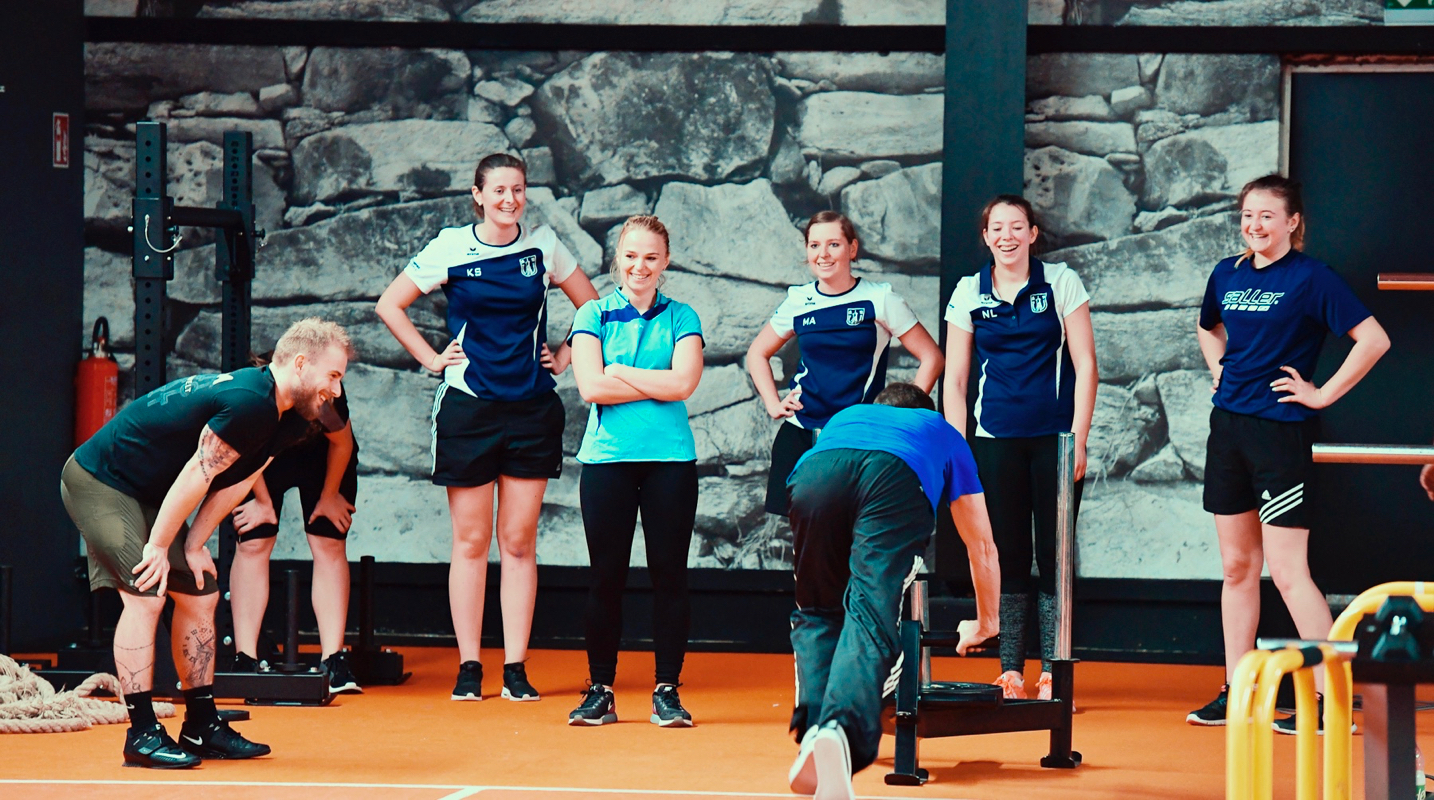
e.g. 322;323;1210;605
0;654;174;733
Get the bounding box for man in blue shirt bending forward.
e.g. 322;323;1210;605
785;383;1001;800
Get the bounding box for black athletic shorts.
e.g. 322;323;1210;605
237;442;359;542
1203;407;1318;528
432;385;564;487
764;422;817;516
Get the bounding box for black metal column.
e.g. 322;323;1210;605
131;121;175;396
934;0;1027;580
214;130;255;670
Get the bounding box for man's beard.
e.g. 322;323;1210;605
293;382;326;420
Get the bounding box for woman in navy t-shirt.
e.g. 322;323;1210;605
376;153;600;703
1185;175;1389;730
943;195;1098;703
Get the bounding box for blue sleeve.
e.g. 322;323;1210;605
569;300;602;343
944;428;983;499
1308;266;1371;337
672;302;704;345
1198;265;1225;331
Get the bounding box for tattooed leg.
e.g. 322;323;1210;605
171;592;220;689
114;592;165;694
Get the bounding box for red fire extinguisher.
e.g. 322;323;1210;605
75;317;119;446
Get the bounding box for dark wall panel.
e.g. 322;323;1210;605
0;2;87;650
1291;71;1434;593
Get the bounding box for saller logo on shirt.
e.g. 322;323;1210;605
1222;289;1285;312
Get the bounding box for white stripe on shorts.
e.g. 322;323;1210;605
1259;482;1304;524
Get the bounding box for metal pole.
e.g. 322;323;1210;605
283;569;300;671
86;591;104;649
910;579;931;690
359;556;375;654
1055;431;1075;661
1311;444;1434;465
0;565;12;656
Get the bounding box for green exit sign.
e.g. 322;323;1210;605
1387;0;1434;24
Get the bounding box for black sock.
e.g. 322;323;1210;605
124;691;158;730
182;685;219;728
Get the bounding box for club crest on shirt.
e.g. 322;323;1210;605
846;307;866;326
1030;294;1049;314
519;255;539;278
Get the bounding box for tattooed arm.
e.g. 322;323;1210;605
181;460;272;591
134;425;242;595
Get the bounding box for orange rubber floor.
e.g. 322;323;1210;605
4;647;1432;799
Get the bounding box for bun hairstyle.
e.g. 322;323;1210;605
804;210;857;243
472;153;527;221
609;215;671;289
1236;174;1305;267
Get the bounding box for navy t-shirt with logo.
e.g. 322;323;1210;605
1198;249;1371;422
944;258;1090;438
404;223;579;402
74;368;285;507
767;278;920;430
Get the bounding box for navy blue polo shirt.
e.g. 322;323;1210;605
768;278;920;430
1198;249;1371;422
404;223;579;402
944;258;1090;438
793;404;983;513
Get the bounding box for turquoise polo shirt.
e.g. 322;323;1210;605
570;290;704;464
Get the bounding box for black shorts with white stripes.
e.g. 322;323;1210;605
1202;407;1319;529
431;385;564;487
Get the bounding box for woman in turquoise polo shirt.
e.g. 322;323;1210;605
566;215;704;729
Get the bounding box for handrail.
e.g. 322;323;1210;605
1311;445;1434;465
1377;273;1434;291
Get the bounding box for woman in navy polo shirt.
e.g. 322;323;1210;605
1186;175;1389;730
943;195;1098;703
566;215;704;729
746;210;945;517
376;153;600;703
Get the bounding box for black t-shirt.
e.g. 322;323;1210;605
270;383;354;460
74;367;285;507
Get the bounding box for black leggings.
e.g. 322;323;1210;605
579;460;698;686
969;435;1084;673
969;435;1084;594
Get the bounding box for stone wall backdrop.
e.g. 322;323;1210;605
1025;52;1282;579
83;0;947;25
87;0;1379;25
83;44;946;570
79;32;1294;581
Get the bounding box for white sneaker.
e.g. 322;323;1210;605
788;725;818;794
813;722;854;800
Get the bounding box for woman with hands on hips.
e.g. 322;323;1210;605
376;153;599;702
745;210;944;518
1186;174;1389;730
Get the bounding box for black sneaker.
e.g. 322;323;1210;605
177;720;272;760
233;652;268;673
123;724;201;769
650;684;693;727
322;651;362;695
1186;685;1228;726
1273;694;1356;735
501;662;539;701
451;660;482;701
568;683;617;726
